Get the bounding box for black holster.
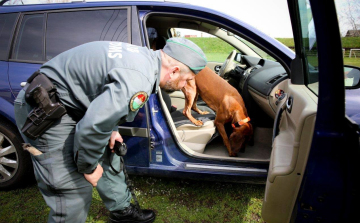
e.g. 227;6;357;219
21;71;67;140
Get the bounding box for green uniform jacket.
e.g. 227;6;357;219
40;41;161;174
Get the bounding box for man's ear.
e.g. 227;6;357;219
169;66;181;79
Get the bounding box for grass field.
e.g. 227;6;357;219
201;53;360;67
187;37;360;67
0;176;265;223
344;58;360;67
340;37;360;49
276;37;360;49
187;37;360;52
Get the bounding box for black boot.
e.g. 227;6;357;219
109;204;156;223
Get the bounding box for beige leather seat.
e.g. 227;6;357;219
160;89;216;154
177;120;216;153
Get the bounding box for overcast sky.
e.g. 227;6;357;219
4;0;357;38
171;0;357;37
170;0;293;38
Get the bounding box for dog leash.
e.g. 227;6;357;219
108;141;143;215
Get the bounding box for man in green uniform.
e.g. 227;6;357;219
14;38;207;223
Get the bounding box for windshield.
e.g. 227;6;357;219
233;34;276;61
175;27;277;62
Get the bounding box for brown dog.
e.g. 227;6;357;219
181;67;253;157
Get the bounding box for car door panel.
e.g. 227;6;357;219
0;61;11;102
262;0;360;221
262;81;317;223
8;62;41;98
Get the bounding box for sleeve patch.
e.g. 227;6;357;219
130;92;149;111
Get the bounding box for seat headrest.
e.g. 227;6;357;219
151;36;167;50
156;36;167;49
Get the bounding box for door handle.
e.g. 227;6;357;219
272;93;287;142
286;96;293;113
117;126;148;137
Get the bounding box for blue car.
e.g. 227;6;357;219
0;0;359;222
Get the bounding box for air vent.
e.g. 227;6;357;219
267;73;287;84
249;67;257;74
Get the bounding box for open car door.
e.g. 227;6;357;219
261;0;360;222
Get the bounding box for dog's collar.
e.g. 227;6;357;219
232;117;251;128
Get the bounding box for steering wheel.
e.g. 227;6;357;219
218;50;237;78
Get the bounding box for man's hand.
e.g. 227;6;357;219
109;131;123;153
84;163;103;187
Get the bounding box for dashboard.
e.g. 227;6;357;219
236;56;289;119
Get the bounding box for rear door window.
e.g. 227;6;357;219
46;9;129;60
0;13;18;61
11;8;129;62
13;13;44;61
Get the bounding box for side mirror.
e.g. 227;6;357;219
345;65;360;89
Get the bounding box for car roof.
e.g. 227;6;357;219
0;1;295;64
0;1;185;13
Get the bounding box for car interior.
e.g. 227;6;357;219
144;14;289;163
145;14;320;220
144;15;317;177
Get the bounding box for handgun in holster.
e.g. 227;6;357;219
21;71;67;140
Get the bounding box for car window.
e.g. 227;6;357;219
335;1;360;68
173;28;238;62
234;35;276;61
0;13;18;61
13;14;44;61
297;0;319;95
46;9;129;60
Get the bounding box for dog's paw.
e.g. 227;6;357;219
199;111;210;115
194;120;204;126
229;152;237;157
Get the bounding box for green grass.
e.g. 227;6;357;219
276;37;360;49
187;37;236;54
344;58;360;67
275;38;295;48
186;38;237;62
205;53;230;62
187;37;360;67
295;56;360;69
0;176;265;223
187;37;360;52
340;37;360;49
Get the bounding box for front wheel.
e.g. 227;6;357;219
0;121;33;189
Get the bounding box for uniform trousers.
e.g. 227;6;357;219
14;89;131;223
